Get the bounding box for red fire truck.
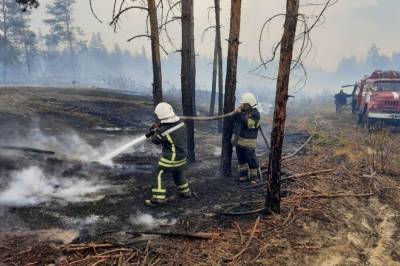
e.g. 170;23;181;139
351;70;400;127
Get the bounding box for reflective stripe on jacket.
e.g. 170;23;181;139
234;108;260;148
151;121;187;168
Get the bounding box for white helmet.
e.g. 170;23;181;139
154;102;179;123
239;92;257;107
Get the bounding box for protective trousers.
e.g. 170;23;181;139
236;146;259;181
151;166;190;202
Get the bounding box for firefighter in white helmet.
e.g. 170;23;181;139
232;93;261;183
145;102;191;206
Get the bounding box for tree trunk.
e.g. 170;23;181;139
2;0;7;82
148;0;163;106
65;10;76;77
215;0;224;132
23;40;31;76
220;0;241;177
209;38;218;116
181;0;196;163
265;0;299;214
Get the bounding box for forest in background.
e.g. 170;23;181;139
1;0;398;99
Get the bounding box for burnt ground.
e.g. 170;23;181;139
0;87;399;265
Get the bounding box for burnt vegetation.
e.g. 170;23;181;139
1;0;400;265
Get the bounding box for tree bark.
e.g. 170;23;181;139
64;6;76;77
148;0;163;106
209;38;218;116
215;0;224;132
2;0;7;82
265;0;299;214
181;0;196;163
23;40;31;76
220;0;241;177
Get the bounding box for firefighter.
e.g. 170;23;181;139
334;89;351;114
233;92;261;183
145;102;191;206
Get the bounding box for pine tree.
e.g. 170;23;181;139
43;0;82;76
181;0;197;163
221;0;242;176
0;0;35;81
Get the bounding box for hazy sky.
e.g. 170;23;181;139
30;0;400;72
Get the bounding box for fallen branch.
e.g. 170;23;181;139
249;169;335;189
227;216;261;262
59;243;115;252
0;145;55;155
295;192;374;199
68;249;132;265
283;169;334;181
126;231;219;240
233;221;244;244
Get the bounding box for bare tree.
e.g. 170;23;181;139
265;0;299;213
181;0;196;163
215;0;224;132
220;0;241;177
2;0;7;81
204;0;223;126
110;0;163;106
209;37;217;116
148;0;163;106
263;0;337;213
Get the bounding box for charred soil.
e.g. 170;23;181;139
0;88;399;265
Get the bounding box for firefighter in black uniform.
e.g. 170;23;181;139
233;93;261;183
334;89;351;114
145;102;191;206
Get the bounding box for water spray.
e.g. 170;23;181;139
97;111;238;165
98;122;186;164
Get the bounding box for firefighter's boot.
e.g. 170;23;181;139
144;197;167;207
249;168;259;184
238;164;249;182
178;182;191;198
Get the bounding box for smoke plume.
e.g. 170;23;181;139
0;166;108;206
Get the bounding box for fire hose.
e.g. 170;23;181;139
179;110;238;121
97;110;271;165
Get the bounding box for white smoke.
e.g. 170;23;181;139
130;212;176;230
212;147;221;157
1;127;156;164
0;166;108;206
27;130;138;162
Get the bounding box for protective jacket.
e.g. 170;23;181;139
151;121;187;168
234;108;260;148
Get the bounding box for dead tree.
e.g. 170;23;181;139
265;0;300;213
254;0;337;213
148;0;163;106
109;0;163;106
220;0;241;177
209;38;218;116
206;0;223;126
2;0;7;82
215;0;224;132
181;0;196;163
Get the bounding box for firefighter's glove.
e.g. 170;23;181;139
241;104;251;114
146;123;160;138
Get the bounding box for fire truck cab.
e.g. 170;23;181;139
353;70;400;126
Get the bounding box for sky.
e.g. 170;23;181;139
29;0;400;72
